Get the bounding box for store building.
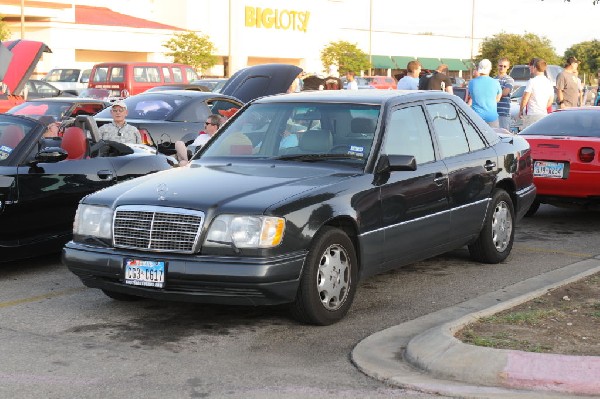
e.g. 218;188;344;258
0;0;479;79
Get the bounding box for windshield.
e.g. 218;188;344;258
200;102;380;166
95;94;188;120
519;110;600;137
0;117;38;163
44;69;81;83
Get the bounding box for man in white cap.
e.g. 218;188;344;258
98;100;141;144
466;59;502;127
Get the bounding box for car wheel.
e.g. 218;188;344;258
468;189;515;264
101;289;141;301
290;227;358;325
524;198;540;217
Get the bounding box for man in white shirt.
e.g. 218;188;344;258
345;71;358;90
519;58;554;129
175;114;221;166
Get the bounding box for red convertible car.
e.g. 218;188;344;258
519;107;600;215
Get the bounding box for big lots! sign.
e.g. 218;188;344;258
244;6;310;32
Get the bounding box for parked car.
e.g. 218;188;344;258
63;90;536;325
144;83;210;93
0;114;175;261
87;62;199;98
192;78;228;92
7;97;111;122
93;64;302;154
363;75;397;89
25;79;77;99
0;39;52;113
509;64;563;88
451;76;466;88
518;107;600;216
42;67;92;95
341;76;375;90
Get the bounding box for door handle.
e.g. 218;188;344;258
484;160;496;171
97;170;115;180
433;173;447;186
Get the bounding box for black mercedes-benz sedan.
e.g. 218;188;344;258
64;90;536;325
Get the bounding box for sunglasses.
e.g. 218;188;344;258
205;122;218;126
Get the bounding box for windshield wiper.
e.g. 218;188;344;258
274;153;364;162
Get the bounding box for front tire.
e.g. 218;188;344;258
290;227;358;325
469;189;515;264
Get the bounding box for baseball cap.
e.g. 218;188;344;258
477;59;492;75
112;100;127;110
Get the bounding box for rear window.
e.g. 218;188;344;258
44;69;81;83
509;66;531;81
519;110;600;137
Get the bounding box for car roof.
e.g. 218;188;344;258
252;89;452;104
132;90;240;100
20;97;109;104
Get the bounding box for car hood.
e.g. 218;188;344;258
219;64;302;103
88;162;355;212
1;40;52;96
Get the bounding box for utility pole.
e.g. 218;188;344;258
470;0;475;79
21;0;25;38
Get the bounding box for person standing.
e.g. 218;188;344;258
495;57;514;130
466;59;502;127
519;58;554;128
419;64;453;94
345;71;358;90
556;56;580;109
98;101;141;144
397;60;422;90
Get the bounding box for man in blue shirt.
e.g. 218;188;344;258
467;59;502;127
495;57;514;130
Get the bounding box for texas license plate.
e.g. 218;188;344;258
534;161;565;178
124;259;165;288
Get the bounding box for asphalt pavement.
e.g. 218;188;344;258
352;256;600;398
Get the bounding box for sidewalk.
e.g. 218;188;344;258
352;257;600;398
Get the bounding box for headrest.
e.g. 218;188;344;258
299;129;332;152
351;117;376;134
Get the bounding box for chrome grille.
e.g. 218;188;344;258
113;206;204;253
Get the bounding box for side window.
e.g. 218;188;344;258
384;105;435;165
109;67;124;83
460;113;487;151
172;68;183;83
134;67;161;83
92;67;108;83
426;102;469;158
162;67;172;83
185;67;199;81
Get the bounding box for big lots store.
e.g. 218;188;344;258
0;0;479;79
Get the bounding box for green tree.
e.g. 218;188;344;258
564;40;600;85
478;32;560;76
320;41;370;76
0;16;11;41
163;31;218;73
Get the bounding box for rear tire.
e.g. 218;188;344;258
290;227;358;325
469;189;515;264
101;289;141;301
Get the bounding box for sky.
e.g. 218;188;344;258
370;0;598;55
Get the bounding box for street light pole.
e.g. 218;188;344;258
368;0;372;76
20;0;25;39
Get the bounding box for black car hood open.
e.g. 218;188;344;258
219;64;302;103
1;40;52;96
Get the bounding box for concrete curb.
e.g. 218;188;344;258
352;257;600;398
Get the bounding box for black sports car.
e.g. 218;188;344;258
0;114;175;261
64;90;536;325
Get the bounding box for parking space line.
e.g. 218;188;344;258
0;288;85;309
514;244;593;259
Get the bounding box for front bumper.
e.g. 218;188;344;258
515;183;537;220
63;242;306;306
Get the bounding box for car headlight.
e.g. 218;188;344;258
205;215;285;248
73;204;113;240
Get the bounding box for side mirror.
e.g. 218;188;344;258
34;147;68;163
375;154;417;174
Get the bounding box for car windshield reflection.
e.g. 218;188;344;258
200;102;380;164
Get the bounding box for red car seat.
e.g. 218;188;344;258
61;126;88;160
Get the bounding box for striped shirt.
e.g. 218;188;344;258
495;75;514;117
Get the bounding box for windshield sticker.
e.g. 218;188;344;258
0;145;12;160
348;145;364;157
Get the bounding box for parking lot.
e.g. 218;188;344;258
1;205;598;398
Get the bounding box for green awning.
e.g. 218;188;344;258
442;58;469;71
462;59;475;70
417;57;441;70
370;55;396;69
391;56;416;69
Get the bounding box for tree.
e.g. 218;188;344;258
478;32;560;76
564;40;600;85
320;41;370;76
0;16;11;41
163;32;218;74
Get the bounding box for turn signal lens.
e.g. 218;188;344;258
578;147;595;163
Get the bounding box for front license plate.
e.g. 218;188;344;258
534;161;565;178
124;259;165;288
